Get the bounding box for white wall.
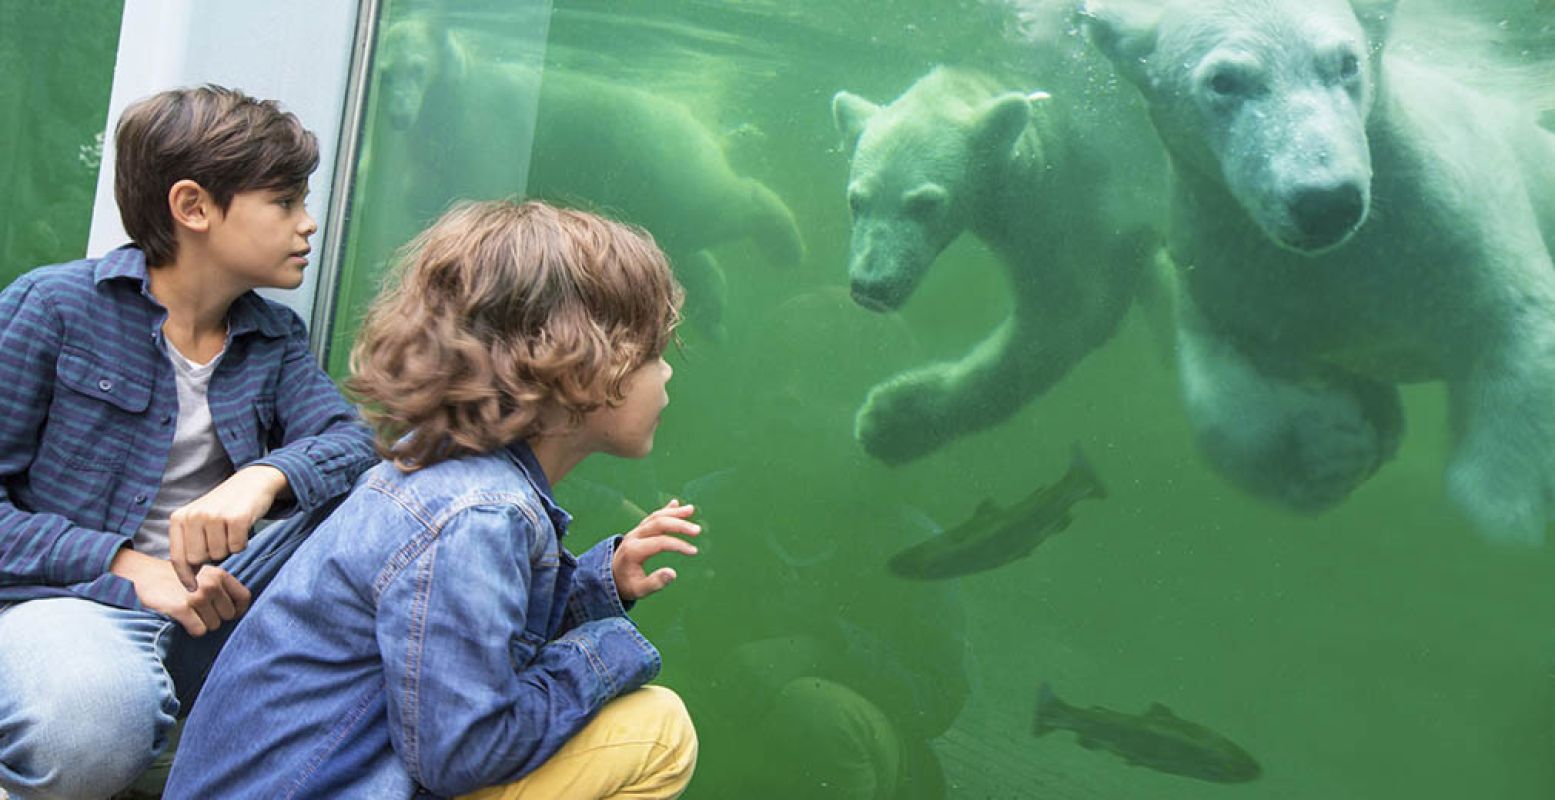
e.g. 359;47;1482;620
87;0;361;320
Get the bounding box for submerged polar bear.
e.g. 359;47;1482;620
366;15;805;337
1086;0;1555;543
833;67;1163;464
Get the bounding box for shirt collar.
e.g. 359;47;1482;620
94;244;289;339
504;440;574;535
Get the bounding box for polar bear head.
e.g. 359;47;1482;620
377;16;462;131
1087;0;1398;254
833;70;1038;311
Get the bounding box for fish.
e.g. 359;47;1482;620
885;446;1106;580
1034;682;1262;784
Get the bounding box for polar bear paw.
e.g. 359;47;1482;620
1196;376;1402;513
854;368;961;464
1447;443;1552;547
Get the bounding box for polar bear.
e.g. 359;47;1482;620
1086;0;1555;543
364;15;805;337
832;66;1163;464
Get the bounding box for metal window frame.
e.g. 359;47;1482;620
309;0;383;363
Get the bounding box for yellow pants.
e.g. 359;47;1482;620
459;686;698;800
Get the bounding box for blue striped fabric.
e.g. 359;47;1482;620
0;245;377;609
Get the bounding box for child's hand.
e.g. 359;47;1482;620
612;499;701;603
168;465;289;591
109;549;251;637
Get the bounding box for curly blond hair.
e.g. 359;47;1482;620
348;200;683;470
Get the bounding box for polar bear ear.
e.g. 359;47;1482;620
833;92;881;154
1081;4;1159;87
972;93;1032;160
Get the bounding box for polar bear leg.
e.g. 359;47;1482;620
854;305;1094;464
1177;298;1402;512
670;249;727;342
739;178;805;267
1445;329;1555;546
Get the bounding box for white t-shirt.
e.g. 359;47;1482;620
131;344;234;559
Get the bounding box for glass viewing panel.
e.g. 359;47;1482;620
329;1;1555;797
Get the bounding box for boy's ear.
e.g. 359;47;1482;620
168;179;213;233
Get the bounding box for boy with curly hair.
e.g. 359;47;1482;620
166;200;700;799
0;85;378;799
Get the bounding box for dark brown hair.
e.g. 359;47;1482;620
348;200;683;470
114;84;318;266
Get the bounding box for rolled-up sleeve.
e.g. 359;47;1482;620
250;310;376;514
561;535;633;630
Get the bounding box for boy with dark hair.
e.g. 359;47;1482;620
166;200;700;799
0;85;377;799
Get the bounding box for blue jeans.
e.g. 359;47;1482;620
0;506;330;800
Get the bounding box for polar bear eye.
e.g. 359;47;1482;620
1209;71;1242;97
1199;56;1263;105
1339;53;1360;81
902;186;948;220
847;188;866;217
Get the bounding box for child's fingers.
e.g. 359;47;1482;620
628;533;698;560
649;501;695;520
646;567;677;592
632;514;701;539
168;522;201;592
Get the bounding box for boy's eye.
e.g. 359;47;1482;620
276;189;309;210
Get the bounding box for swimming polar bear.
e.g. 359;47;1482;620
364;15;805;338
1086;0;1555;543
833;66;1163;464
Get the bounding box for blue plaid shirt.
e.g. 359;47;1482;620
0;245;377;610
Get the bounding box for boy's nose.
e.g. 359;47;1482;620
300;213;319;236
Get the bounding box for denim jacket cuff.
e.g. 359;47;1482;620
563;535;631;630
558;616;662;702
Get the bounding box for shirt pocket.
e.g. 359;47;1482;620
48;347;153;471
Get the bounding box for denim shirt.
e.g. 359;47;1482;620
0;246;377;608
164;441;662;800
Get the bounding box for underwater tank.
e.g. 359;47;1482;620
6;0;1555;797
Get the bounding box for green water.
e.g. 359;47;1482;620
0;1;123;283
325;1;1555;797
6;0;1555;796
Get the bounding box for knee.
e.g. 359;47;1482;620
0;654;168;799
627;686;698;789
0;682;163;799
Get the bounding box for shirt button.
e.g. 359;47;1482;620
160;413;172;425
98;379;113;392
134;495;147;505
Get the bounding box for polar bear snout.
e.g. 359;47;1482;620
1285;181;1366;251
849;269;912;312
845;222;935;311
850;283;897;312
848;245;920;311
